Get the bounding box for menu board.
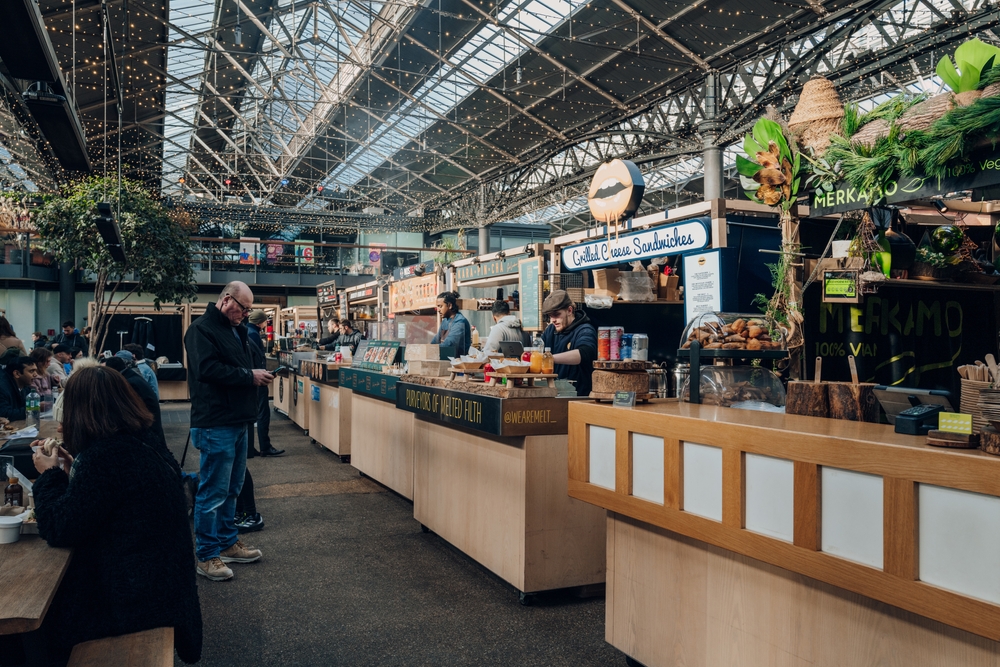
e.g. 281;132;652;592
683;249;722;324
389;273;438;313
519;256;543;332
317;282;339;306
353;340;401;371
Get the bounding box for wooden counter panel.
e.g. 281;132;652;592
350;393;414;499
413;420;606;593
569;401;1000;640
288;376;310;431
310;383;350;457
608;513;1000;667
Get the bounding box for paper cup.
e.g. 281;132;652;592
0;515;23;543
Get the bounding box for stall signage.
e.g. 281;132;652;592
561;217;710;271
353;340;401;371
683;248;722;324
393;260;435;280
823;270;860;304
348;286;376;301
456;255;523;282
803;282;998;399
810;145;1000;216
395;383;569;436
338;367;399;401
317;283;339;306
518;256;544;332
389;273;438;313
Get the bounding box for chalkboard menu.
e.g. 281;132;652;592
519;256;543;331
802;282;1000;399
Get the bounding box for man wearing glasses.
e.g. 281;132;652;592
185;281;274;581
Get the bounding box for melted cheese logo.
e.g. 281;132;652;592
588;159;645;223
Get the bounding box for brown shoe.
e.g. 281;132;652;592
196;557;233;581
219;540;262;564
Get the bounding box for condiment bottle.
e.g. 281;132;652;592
530;347;544;374
541;347;554;374
521;348;532;363
484;361;493;384
471;326;480;349
4;477;23;507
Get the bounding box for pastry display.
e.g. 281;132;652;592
679;313;786;351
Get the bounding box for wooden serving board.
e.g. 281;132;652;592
590;391;653;403
926;429;979;449
592;360;652;371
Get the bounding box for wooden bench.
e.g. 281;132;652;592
68;627;173;667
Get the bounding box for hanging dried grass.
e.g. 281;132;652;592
801;117;843;156
789;77;844;134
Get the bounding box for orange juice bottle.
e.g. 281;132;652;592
530;347;543;374
541;347;554;374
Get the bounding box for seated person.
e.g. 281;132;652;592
31;366;202;664
0;356;38;421
49;344;73;382
29;347;56;397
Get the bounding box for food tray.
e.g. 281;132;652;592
492;366;532;375
450;361;486;371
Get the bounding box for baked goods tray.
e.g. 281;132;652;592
676;349;788;360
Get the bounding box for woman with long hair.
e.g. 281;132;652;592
31;366;202;664
0;315;26;357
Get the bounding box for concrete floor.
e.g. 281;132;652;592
164;404;626;667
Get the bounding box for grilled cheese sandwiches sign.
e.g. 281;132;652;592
561;217;710;271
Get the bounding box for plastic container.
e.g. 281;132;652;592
679;312;787;352
618;272;656;302
0;515;22;544
680;366;786;408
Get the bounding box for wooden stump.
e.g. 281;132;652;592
826;382;879;423
591;370;651;395
981;425;1000;456
786;381;829;418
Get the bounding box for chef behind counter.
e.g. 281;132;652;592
541;290;597;396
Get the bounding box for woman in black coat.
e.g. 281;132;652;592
31;366;202;664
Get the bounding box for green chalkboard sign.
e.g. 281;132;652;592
519;257;543;332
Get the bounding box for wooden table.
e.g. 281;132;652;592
0;536;72;634
5;419;60;441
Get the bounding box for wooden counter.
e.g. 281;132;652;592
399;383;605;598
308;379;352;461
568;401;1000;666
0;536;72;634
288;374;310;433
350;392;414;499
273;370;292;416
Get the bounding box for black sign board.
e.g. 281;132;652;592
348;286;376;301
395;382;569;436
393;260;435;280
338;368;399;401
803;282;1000;399
317;283;339;306
810;145;1000;216
822;270;860;303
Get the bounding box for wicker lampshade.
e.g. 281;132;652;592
788;77;844;133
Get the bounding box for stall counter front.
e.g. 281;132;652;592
396;380;606;598
306;377;352;461
273;368;292;416
340;368;414;499
568;401;1000;667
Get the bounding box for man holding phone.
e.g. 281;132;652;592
185;281;273;582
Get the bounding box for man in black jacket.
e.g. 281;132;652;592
541;290;598;397
185;282;273;581
0;356;38;421
51;321;89;357
247;310;283;458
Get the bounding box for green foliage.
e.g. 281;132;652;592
937;38;1000;93
905;95;1000;178
33;176;195;308
916;246;961;268
823;124;903;201
739;117;803;212
842;103;864;138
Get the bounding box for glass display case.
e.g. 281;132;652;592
679;312;786;354
680;365;786;409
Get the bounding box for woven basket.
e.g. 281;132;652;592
800;117;842;156
789;77;844;133
961;378;992;434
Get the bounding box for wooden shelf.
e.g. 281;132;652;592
601;299;684;305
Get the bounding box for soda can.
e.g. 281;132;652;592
609;326;624;361
621;334;633;360
632;333;649;361
598;327;611;361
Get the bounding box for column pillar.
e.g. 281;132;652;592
479;226;490;255
59;261;75;326
699;72;724;201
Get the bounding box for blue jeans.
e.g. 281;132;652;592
191;425;247;561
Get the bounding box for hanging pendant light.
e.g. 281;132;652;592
234;6;242;45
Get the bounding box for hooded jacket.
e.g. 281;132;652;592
184;302;257;429
541;310;598;396
432;311;472;355
484;315;524;354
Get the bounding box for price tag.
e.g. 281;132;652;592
938;412;973;435
613;391;636;408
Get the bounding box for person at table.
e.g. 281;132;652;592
541;290;598;397
102;355;169;457
431;291;472;354
31;366;202;664
483;300;524;354
337;319;362;355
317;318;341;351
0;316;26;357
0;356;38;420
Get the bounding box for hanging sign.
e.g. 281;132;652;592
390;273;438;313
455;255;523;282
348;286;376;301
264;243;283;264
394;261;435;280
822;270;860;304
588;159;645;224
682;248;730;324
295;242;314;265
239;238;259;265
317;282;339;306
561;217;710;271
518;256;544;332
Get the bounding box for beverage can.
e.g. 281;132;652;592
632;333;649;361
621;334;633;360
598;327;611;361
609;326;623;361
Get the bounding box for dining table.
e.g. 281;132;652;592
0;536;72;635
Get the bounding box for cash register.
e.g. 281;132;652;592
874;386;954;435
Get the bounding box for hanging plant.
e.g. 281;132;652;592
936;38;1000;103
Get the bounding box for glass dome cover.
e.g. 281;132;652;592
680;365;786;408
679;312;786;352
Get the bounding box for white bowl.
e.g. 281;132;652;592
0;514;24;544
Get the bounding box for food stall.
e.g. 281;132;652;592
278;305;319;346
391;344;606;603
451;248;543;342
344;280;386;340
340;343;413;499
386;261;440;344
